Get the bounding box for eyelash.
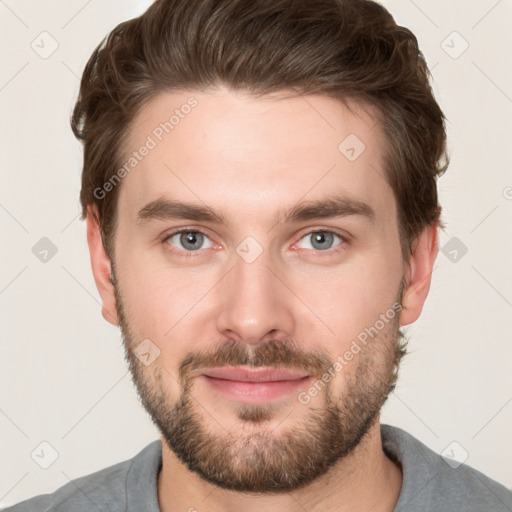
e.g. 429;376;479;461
162;227;348;258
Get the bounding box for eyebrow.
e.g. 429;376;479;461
136;194;376;226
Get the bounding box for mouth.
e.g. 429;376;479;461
198;366;312;403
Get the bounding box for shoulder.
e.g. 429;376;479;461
381;424;512;512
2;440;162;512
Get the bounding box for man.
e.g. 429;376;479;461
5;0;511;511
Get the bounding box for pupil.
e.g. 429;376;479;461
312;232;332;250
181;232;202;250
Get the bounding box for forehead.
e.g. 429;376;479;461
118;87;395;228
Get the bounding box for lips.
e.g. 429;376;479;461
201;366;310;383
200;366;312;403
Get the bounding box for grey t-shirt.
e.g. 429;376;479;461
3;424;511;511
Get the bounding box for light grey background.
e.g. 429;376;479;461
1;0;511;507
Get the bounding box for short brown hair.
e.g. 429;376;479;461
71;0;449;261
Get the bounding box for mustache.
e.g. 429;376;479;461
178;338;333;388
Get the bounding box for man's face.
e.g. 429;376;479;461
106;87;410;492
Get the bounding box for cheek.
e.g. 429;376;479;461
287;254;400;346
116;250;220;345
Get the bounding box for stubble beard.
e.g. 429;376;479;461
113;273;407;493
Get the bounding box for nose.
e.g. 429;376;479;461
214;247;296;346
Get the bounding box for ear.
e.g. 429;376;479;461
86;205;119;326
399;224;439;327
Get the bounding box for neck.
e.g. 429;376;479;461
157;421;403;512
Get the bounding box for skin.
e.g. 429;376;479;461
87;86;438;512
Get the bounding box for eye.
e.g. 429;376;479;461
296;230;344;251
165;230;213;252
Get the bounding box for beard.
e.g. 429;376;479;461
113;269;407;494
